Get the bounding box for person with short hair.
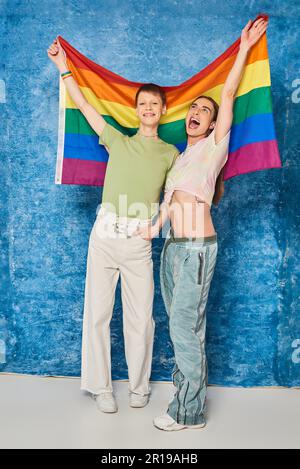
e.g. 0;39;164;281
47;41;179;414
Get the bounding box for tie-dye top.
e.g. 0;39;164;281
164;128;231;207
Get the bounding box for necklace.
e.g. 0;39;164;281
187;141;197;148
137;130;158;138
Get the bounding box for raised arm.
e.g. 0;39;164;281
214;17;268;144
47;37;106;136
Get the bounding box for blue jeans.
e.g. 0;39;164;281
160;229;218;425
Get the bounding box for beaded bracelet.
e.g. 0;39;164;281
61;71;73;80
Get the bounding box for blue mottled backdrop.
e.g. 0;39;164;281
1;0;299;386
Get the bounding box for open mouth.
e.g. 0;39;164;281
188;117;200;129
143;113;156;118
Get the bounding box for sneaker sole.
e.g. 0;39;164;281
153;422;206;431
97;407;118;413
129;402;149;408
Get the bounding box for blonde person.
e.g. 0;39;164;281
47;40;179;413
136;18;268;431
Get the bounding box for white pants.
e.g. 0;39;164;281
80;207;155;396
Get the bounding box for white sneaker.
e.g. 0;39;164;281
153;413;206;431
129;392;150;408
95;392;118;413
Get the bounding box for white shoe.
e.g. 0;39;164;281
95;392;118;413
129;392;150;408
153;413;206;431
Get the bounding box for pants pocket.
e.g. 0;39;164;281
197;252;204;285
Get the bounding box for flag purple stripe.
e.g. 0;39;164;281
61;158;107;186
223;139;281;181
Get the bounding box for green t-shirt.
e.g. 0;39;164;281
99;123;179;220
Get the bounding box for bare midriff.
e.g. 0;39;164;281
169;190;216;238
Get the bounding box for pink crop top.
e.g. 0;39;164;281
164;128;230;207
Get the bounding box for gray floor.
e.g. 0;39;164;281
0;373;299;449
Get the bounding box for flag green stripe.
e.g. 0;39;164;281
232;85;272;125
65;112;136;136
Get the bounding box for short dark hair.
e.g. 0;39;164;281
135;83;166;107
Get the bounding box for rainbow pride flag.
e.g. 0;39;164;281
55;15;281;186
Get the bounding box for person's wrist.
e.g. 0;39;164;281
239;43;250;54
57;61;68;73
